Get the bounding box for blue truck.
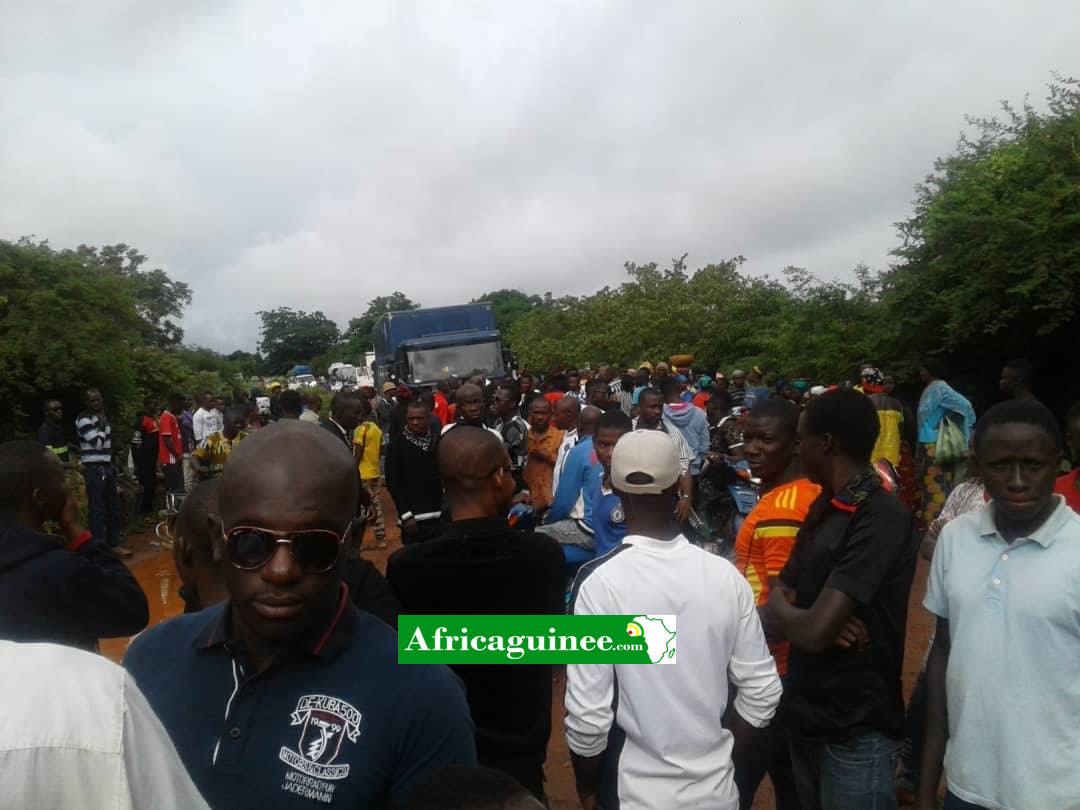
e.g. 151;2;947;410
372;303;512;388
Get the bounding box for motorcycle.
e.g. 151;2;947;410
689;455;760;560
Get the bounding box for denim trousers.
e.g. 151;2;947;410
789;730;902;810
83;463;122;546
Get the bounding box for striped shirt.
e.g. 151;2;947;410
75;411;112;464
631;418;693;475
735;477;821;675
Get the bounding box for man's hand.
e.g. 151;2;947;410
833;616;870;650
402;517;418;538
674;497;692;523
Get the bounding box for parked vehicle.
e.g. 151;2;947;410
372;303;514;387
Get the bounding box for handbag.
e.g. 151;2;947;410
934;413;967;464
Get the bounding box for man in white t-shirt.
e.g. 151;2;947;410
565;429;781;810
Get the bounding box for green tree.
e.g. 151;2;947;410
339;292;420;357
0;239;143;438
883;74;1080;384
72;243;192;348
471;289;545;335
257;307;341;374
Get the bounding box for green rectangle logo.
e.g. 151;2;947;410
398;614;677;664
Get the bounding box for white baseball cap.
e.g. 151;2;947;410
611;429;681;495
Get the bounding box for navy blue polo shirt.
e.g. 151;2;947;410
124;585;476;808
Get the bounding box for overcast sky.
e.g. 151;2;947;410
3;2;1077;353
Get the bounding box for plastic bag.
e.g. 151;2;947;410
935;414;967;464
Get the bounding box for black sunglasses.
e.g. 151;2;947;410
223;525;351;573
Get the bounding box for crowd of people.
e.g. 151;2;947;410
2;353;1079;809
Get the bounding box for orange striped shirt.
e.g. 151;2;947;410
735;477;822;675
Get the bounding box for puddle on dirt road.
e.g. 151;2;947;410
99;543;185;663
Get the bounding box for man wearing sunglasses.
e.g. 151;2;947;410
124;421;476;809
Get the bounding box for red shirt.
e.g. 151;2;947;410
543;392;563;407
1054;470;1080;514
158;411;182;465
433;392;450;427
692;391;710;410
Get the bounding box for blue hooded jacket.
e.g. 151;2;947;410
662;403;709;475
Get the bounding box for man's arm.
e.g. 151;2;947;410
766;505;902;652
727;576;782;762
565;581;615;807
916;619;950;810
545;449;585;524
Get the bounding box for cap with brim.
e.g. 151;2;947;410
731;369;745;377
698;376;713;389
676;374;689;383
611;430;681;495
381;382;397;394
752;366;764;376
638;361;654;372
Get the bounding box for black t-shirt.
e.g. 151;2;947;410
37;421;70;462
386;517;564;759
779;473;918;742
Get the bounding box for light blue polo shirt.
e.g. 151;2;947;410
924;496;1080;810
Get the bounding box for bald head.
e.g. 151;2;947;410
553;396;581;431
456;383;483;406
439;426;507;492
578;406;602;438
221;421;358;531
455;383;487;426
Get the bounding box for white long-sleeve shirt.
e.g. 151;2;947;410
566;534;781;810
192;407;212;448
0;641;210;810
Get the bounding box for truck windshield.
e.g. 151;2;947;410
408;341;504;382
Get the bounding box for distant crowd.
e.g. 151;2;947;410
2;354;1078;809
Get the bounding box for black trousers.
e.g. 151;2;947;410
136;456;157;514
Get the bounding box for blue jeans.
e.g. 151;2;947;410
83;463;122;546
789;731;902;810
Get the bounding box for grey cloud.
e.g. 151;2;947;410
2;0;1077;352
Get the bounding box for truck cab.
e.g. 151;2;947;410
372;303;512;387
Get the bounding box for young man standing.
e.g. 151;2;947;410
388;427;564;801
551;396;582;497
386;400;444;544
353;397;386;549
660;377;710;478
123;422;475;808
918;400;1080;810
733;399;820;810
159;393;186;504
443;384;503;442
566;430;781;809
522;397;563;516
998;358;1036;401
191;406;248;480
632;388;694;523
192;393;214;449
587;410;633;557
764;389;918;809
37;399;70;463
75;388;128;556
492;383;530;485
541;406;602;552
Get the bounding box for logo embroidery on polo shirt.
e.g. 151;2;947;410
279;694;362;781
